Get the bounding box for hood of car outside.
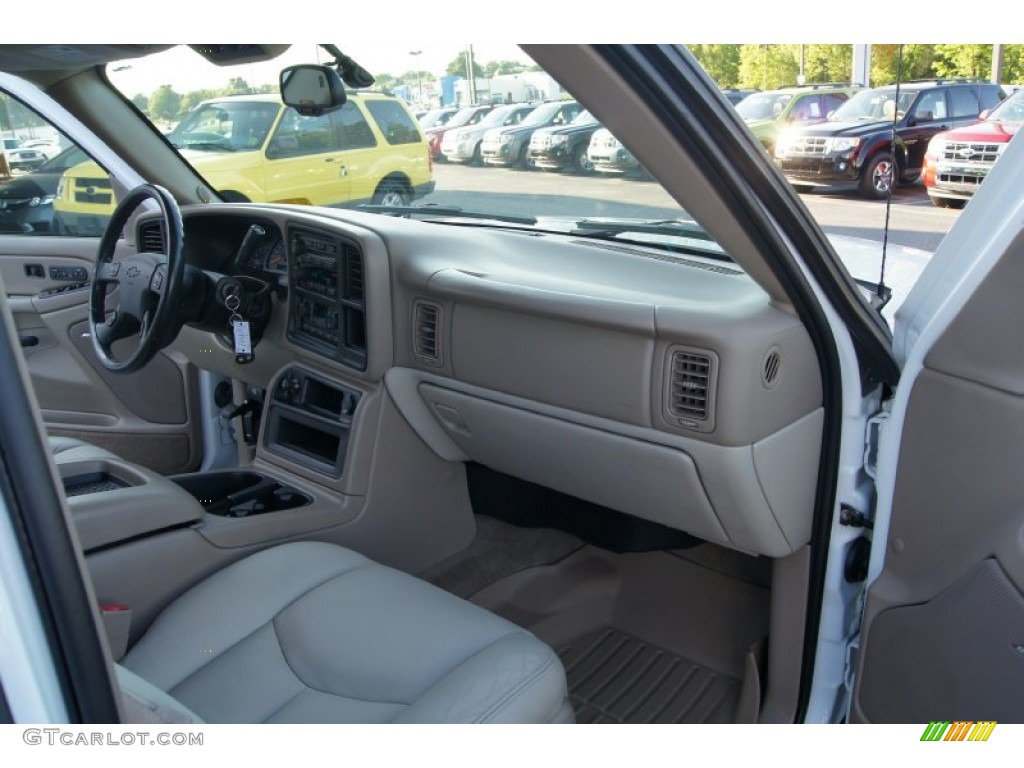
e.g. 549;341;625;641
936;120;1021;143
791;120;895;139
0;173;59;198
827;233;931;329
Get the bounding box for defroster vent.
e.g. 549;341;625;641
665;346;716;432
413;300;443;366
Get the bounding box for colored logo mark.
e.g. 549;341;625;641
920;721;997;742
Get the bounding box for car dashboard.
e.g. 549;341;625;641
157;202;824;559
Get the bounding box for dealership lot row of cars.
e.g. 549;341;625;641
2;79;1021;238
431;81;1023;206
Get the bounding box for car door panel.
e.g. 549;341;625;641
853;229;1024;723
0;235;200;474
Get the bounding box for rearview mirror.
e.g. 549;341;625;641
279;65;346;117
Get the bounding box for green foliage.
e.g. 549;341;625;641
738;45;800;90
687;44;742;88
130;93;149;114
445;52;483;79
225;77;252;95
148;85;182;123
484;60;526;77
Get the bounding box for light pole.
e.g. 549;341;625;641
409;50;423;107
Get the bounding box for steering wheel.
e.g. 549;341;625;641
90;184;185;373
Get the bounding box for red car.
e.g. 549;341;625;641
424;104;494;161
923;88;1024;207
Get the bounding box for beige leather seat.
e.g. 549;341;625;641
48;437;573;723
120;541;574;723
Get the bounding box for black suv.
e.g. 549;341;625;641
773;79;1006;198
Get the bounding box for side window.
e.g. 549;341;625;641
979;86;1004;113
822;93;848;115
949;88;981;119
362;100;421;145
790;96;821;121
333;102;378;150
266;109;340;158
1;91;115;237
912;90;947;122
560;104;582;124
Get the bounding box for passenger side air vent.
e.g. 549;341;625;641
664;346;717;433
139;220;166;254
762;348;782;389
413;300;443;366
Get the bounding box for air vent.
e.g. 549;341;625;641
413;300;443;366
665;346;716;432
762;348;782;388
139;220;165;253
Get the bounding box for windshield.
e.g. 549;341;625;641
831;88;919;121
169;100;280;151
571;110;597;126
97;44;953;296
419;108;455;129
521;102;567;126
736;92;793;121
479;105;524;127
989;89;1024;122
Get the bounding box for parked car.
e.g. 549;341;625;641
922;87;1024;207
21;138;62;159
439;102;537;165
4;43;1024;736
527;109;602;173
0;145;88;233
2;136;49;172
774;79;1006;198
424;104;494;161
586;127;645;176
735;83;858;155
418;106;459;130
480;100;582;168
721;88;759;106
51;92;434;234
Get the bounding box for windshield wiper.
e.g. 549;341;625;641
357;204;537;225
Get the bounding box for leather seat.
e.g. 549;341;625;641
120;541;574;723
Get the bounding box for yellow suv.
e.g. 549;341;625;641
53;92;433;234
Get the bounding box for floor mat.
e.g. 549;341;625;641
418;515;584;598
559;627;740;724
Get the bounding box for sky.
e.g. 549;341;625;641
108;45;535;97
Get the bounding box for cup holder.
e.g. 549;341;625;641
170;470;312;518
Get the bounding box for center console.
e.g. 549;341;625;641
287;226;367;371
262;366;362;478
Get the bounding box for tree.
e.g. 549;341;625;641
484;60;526;77
738;45;799;90
870;44;937;86
226;77;252;95
687;45;741;88
148;85;182;123
803;44;853;84
131;93;149;114
445;51;483;79
180;89;215;114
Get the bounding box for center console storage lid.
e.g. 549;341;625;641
59;458;204;551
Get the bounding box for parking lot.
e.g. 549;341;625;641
425;163;959;253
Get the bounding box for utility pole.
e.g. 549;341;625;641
465;45;477;104
852;44;871;87
992;44;1005;85
409;50;423;106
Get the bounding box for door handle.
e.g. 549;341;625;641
339;165;348;177
19;335;39;348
